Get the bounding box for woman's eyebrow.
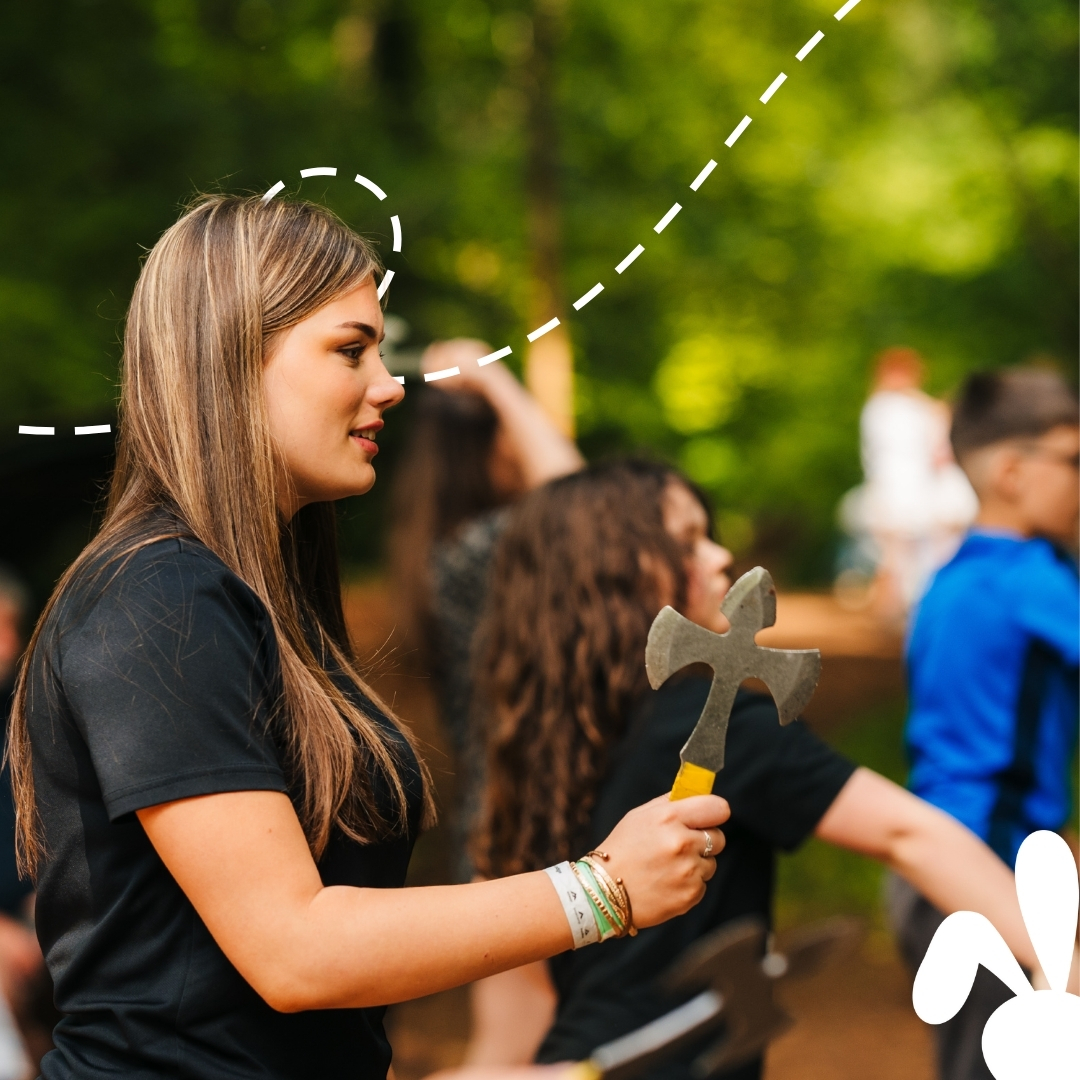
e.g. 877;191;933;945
335;320;385;343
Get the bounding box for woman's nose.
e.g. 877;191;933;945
714;542;734;572
368;358;406;409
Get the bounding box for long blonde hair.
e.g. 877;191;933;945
9;194;433;875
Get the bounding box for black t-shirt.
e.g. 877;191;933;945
25;536;424;1080
537;676;856;1080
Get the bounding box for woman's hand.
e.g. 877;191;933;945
420;338;503;394
596;794;729;929
419;338;584;487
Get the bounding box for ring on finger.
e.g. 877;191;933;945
701;830;714;858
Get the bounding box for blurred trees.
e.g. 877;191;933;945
0;0;1075;581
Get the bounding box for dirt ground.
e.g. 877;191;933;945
385;941;935;1080
346;580;935;1080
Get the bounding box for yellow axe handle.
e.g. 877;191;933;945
669;761;717;801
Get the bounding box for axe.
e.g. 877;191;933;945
645;567;821;800
568;916;860;1080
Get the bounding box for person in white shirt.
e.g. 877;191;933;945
839;348;977;618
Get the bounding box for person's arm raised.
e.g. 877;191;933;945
420;339;584;487
814;767;1038;971
137;790;727;1013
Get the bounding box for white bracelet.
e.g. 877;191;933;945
544;862;599;949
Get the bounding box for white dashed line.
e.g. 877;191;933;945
261;181;285;204
50;14;866;419
355;174;388;200
725;116;753;147
690;160;717;191
527;318;561;342
19;426;54;435
616;245;645;274
74;425;111;435
760;73;788;103
797;31;825;59
654;203;682;233
573;283;605;310
478;346;513;367
424;367;460;382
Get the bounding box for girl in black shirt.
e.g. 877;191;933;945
8;197;729;1080
469;461;1041;1080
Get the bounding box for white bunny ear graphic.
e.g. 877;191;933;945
913;912;1032;1025
1014;831;1079;993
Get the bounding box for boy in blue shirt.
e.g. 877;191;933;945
890;367;1079;1080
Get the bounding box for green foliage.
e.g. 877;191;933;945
1;0;1075;580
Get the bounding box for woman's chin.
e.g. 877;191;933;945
309;465;377;502
349;466;377;497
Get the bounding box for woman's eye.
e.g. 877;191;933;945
340;344;365;362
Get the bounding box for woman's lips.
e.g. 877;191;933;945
350;433;379;456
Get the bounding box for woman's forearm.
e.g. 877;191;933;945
815;768;1038;972
272;875;569;1011
883;808;1038;972
139;789;728;1014
471;363;583;486
420;341;583;487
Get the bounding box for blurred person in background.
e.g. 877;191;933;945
467;459;1050;1080
0;569;47;1079
838;348;976;619
389;340;582;838
890;367;1080;1080
389;342;582;1066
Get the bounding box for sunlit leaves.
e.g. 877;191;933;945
0;0;1074;581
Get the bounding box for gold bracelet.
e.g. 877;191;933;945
571;861;624;937
580;857;627;925
584;851;637;937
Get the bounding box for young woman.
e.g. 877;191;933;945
470;460;1041;1080
7;198;728;1079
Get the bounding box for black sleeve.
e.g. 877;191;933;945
591;678;856;852
59;541;288;820
715;691;857;851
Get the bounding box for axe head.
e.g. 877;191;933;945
645;567;781;691
654;916;859;1078
645;605;694;691
646;567;822;797
659;917;792;1076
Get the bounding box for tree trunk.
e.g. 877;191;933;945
523;0;574;435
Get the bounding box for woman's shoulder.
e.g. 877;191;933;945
54;529;271;649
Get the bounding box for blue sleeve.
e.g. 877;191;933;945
1013;547;1080;667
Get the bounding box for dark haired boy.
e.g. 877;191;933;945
891;367;1079;1080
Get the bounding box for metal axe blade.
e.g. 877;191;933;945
645;567;821;799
